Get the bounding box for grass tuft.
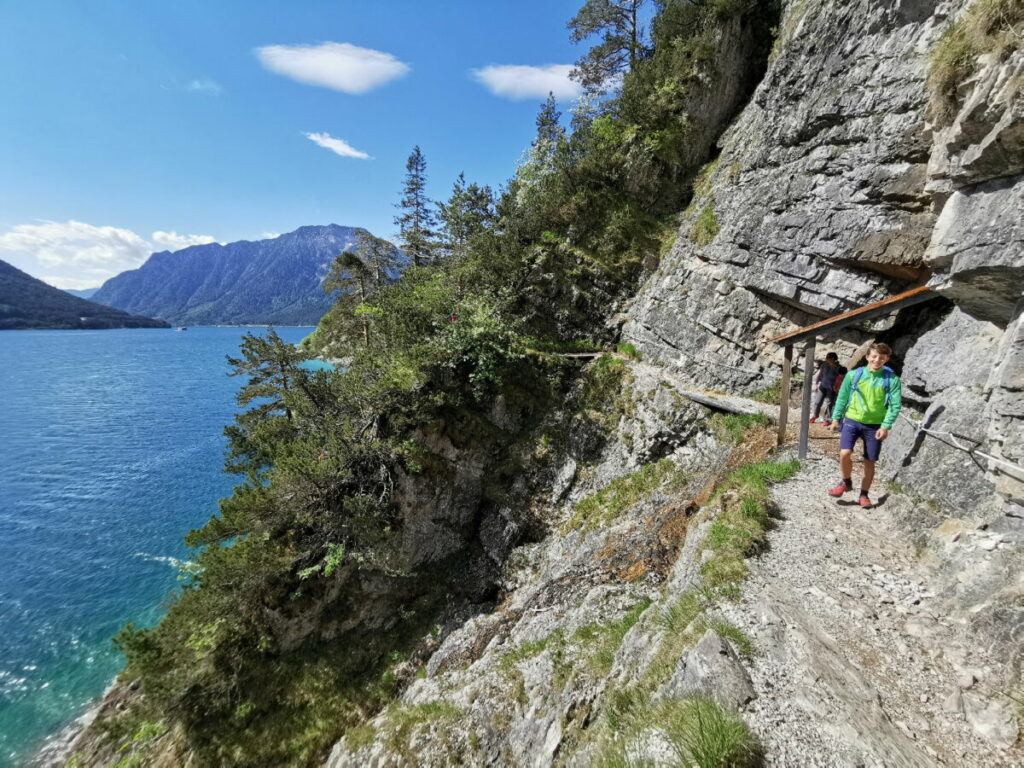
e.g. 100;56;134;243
616;342;642;361
382;701;461;759
928;0;1024;121
709;412;770;445
690;203;720;247
573;599;653;675
562;458;684;534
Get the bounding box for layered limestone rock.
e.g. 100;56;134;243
622;0;1023;674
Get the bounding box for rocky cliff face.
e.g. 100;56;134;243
622;0;1023;663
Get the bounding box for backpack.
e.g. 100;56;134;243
833;367;847;393
849;365;894;408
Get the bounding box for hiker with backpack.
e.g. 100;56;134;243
827;343;902;507
810;352;846;423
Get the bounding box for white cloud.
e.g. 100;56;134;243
255;42;409;94
305;132;371;160
43;276;104;290
472;64;582;101
260;232;281;240
152;231;217;251
186;77;223;95
0;220;217;286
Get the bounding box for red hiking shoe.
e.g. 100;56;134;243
827;481;851;497
859;494;872;508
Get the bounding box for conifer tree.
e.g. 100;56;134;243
394;146;438;267
568;0;653;92
437;172;497;262
323;229;401;348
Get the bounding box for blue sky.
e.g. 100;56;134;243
0;0;590;289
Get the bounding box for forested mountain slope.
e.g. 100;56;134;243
0;259;168;330
91;225;381;326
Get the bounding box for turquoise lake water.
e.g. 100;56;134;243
0;326;311;765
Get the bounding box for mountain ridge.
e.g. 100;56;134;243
92;224;377;325
0;258;169;330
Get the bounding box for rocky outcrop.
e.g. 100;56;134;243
621;0;1023;677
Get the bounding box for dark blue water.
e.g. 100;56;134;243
0;326;311;765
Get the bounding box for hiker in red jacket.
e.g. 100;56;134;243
810;352;844;423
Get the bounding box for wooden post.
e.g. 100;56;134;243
777;344;792;447
798;340;816;460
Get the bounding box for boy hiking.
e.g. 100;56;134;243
810;352;845;423
827;343;902;507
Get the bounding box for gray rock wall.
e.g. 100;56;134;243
622;0;1022;649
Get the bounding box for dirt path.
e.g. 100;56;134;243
718;445;1022;767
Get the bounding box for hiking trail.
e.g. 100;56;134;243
719;443;1022;767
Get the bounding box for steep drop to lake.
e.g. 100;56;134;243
0;326;310;764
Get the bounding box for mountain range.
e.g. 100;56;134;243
0;259;169;330
91;224;370;326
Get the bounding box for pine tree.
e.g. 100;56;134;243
568;0;654;92
437;173;497;262
394;146;438;267
323;229;401;348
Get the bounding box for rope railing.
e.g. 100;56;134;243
898;412;1024;482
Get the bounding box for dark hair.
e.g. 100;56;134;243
869;343;893;357
825;352;839;361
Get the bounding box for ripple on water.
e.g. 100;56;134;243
0;326;311;764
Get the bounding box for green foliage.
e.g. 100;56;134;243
382;701;462;759
569;0;655;92
708;412;770;444
928;0;1023;120
343;725;376;750
395;146;439;266
690;203;720;246
616;342;642;360
499;629;566;672
700;459;799;593
579;354;630;414
562;458;681;533
596;695;762;767
526;337;604;354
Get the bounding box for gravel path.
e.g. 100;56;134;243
719;445;1023;767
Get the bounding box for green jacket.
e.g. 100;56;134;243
832;366;902;428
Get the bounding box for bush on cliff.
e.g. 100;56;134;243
98;1;783;764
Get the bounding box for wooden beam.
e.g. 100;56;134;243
798;341;815;460
768;286;936;346
777;344;792;447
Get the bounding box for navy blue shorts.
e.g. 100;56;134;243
840;419;883;461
